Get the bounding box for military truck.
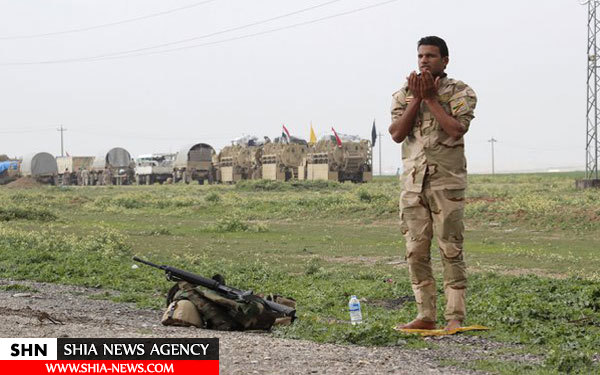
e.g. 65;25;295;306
300;134;372;183
56;156;94;185
90;147;134;185
261;136;308;181
0;160;19;185
172;143;215;184
135;153;176;185
217;136;264;183
21;152;59;184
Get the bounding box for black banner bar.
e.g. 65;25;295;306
57;338;219;360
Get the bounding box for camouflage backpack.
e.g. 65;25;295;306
162;279;296;331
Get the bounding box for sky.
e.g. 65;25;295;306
0;0;589;174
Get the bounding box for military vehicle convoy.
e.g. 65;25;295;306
172;143;215;184
216;136;264;183
56;156;94;185
91;147;134;185
21;152;59;184
7;130;373;186
300;134;372;183
135;153;175;185
261;136;308;181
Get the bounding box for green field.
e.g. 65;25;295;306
1;172;599;374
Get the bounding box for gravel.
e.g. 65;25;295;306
0;279;504;374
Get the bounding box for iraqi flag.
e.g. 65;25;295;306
282;125;291;143
331;127;342;148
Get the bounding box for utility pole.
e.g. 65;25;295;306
57;125;67;157
378;132;382;175
488;137;497;175
578;0;600;188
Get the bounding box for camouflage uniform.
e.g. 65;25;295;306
81;169;89;186
164;281;295;330
103;168;113;186
62;170;71;186
391;76;476;322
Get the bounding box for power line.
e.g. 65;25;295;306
80;0;346;61
2;0;347;65
0;0;220;40
470;139;577;152
498;141;577;152
0;127;56;134
0;0;398;66
0;0;345;65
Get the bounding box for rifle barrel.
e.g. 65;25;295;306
133;256;295;319
132;256;164;269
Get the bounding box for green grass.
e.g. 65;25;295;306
0;172;599;373
0;283;39;293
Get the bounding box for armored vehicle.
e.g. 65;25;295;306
261;136;308;181
90;147;134;185
300;134;372;183
21;152;59;184
56;156;94;185
135;153;176;185
217;136;264;183
172;143;215;184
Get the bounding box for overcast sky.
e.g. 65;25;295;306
0;0;589;173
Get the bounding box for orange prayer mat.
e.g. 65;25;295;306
394;324;490;336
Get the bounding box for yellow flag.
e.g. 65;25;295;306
309;122;317;144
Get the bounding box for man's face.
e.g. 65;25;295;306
417;45;448;76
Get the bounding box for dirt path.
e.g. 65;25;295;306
0;279;498;374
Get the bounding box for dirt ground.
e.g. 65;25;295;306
5;176;43;188
0;279;532;374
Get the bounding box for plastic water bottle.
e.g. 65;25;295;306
349;295;362;325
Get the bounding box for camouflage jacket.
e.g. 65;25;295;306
391;76;477;192
172;281;276;331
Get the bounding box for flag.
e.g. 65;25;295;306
309;122;317;144
282;124;291;143
371;119;377;148
283;125;291;139
331;127;342;147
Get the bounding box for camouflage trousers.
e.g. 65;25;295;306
400;185;467;322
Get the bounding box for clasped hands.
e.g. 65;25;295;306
407;70;440;102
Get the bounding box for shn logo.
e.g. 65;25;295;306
11;343;47;357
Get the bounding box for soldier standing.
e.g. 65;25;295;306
62;169;71;186
388;36;477;331
103;168;112;186
81;168;89;186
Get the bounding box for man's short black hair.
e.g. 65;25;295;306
418;36;449;58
